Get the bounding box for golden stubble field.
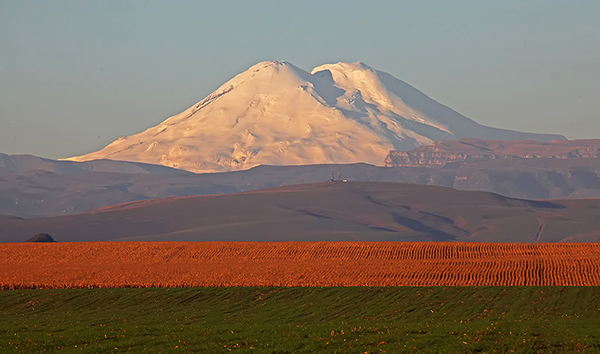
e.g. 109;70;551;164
2;242;600;289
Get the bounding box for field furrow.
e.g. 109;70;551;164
2;242;600;289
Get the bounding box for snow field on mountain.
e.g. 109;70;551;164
68;61;564;173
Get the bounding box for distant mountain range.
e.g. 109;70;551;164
0;152;233;218
2;139;600;218
0;153;187;175
66;60;564;173
2;182;599;243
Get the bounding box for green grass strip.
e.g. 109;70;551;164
1;287;598;353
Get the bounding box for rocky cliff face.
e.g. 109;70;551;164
385;139;600;167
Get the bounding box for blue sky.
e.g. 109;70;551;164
1;0;599;158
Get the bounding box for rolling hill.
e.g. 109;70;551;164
4;138;600;218
2;181;599;243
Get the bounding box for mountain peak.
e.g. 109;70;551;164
312;61;373;74
66;60;565;173
248;60;296;72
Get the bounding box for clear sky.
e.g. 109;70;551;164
1;0;599;159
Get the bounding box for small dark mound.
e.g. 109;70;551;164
25;233;56;243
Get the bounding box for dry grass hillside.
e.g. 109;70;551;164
2;182;600;243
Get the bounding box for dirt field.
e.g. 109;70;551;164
2;242;600;289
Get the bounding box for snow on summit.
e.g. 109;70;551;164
67;60;565;173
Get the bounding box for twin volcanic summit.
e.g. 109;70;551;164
68;61;564;173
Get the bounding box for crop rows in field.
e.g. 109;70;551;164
2;242;600;288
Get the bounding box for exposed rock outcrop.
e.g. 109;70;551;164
385;139;600;168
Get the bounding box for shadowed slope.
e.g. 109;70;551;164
4;153;600;218
1;182;600;243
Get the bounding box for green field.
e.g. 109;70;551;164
1;287;599;353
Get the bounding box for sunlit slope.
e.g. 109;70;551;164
67;61;564;173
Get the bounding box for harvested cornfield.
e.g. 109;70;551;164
2;242;600;289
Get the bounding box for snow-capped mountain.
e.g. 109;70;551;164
67;61;565;173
